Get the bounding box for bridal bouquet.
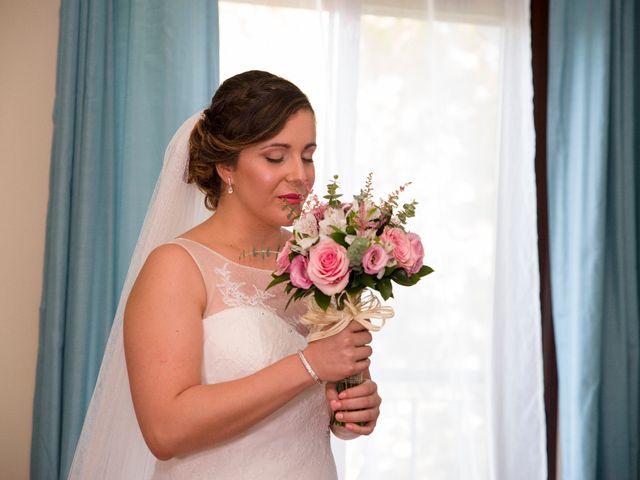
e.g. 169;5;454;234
267;174;433;424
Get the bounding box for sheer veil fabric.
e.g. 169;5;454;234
68;112;209;479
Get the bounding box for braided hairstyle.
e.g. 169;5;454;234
188;70;314;210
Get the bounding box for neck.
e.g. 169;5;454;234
204;205;286;251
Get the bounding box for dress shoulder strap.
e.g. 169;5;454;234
169;238;216;271
168;237;220;315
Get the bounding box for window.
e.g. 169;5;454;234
219;2;515;478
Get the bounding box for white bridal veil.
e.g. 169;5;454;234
68;112;208;479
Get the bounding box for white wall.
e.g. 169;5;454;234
0;0;60;478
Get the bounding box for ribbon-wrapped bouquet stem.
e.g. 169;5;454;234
267;174;433;426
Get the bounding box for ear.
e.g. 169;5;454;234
215;163;234;181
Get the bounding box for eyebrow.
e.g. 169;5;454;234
260;142;317;150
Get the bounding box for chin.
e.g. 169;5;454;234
263;212;294;228
278;216;296;227
275;209;303;227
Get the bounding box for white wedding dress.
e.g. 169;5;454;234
150;237;338;480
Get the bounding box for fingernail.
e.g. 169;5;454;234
332;401;341;409
338;392;346;399
336;413;344;420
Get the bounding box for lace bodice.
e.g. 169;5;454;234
151;238;337;480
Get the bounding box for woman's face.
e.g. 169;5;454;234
230;108;316;227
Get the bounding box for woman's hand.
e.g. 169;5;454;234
326;376;381;438
302;321;373;382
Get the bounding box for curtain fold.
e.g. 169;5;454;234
489;1;547;478
547;0;640;478
31;2;218;478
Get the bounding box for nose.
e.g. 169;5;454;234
287;156;312;192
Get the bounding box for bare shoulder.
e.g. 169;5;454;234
126;243;207;320
144;242;199;273
140;243;203;289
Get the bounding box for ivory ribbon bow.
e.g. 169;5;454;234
301;290;395;342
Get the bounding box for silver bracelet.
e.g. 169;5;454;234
297;350;323;384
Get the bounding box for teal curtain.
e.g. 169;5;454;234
547;0;639;479
30;1;218;478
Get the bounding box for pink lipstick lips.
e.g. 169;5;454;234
278;193;304;205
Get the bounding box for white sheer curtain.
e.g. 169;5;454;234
219;1;546;478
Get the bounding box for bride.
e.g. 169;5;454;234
69;70;381;479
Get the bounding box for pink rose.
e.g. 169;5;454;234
275;241;293;275
406;232;424;275
307;239;351;296
362;244;389;275
381;227;413;270
289;255;313;289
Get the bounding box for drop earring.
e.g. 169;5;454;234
227;177;234;194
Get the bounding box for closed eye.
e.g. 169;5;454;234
302;145;316;163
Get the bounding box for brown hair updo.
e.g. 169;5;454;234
188;70;314;210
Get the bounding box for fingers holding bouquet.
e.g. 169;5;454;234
303;320;373;383
326;376;381;437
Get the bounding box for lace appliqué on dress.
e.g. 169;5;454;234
214;263;276;313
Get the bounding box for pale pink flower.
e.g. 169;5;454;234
311;204;327;221
275;241;293;275
307;239;351;296
293;213;319;251
289;255;313;289
381;227;413;271
362;244;389;276
318;207;347;238
406;232;425;275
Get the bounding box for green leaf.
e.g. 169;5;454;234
285;293;297;310
417;265;434;277
349;275;362;289
293;288;307;300
329;231;348;247
345;285;363;297
283;288;308;310
314;289;331;311
266;273;289;290
390;268;415;286
390;265;435;286
361;275;376;288
376;278;393;300
383;266;396;277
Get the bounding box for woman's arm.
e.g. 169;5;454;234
124;244;371;460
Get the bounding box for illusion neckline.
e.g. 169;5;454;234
176;237;277;274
